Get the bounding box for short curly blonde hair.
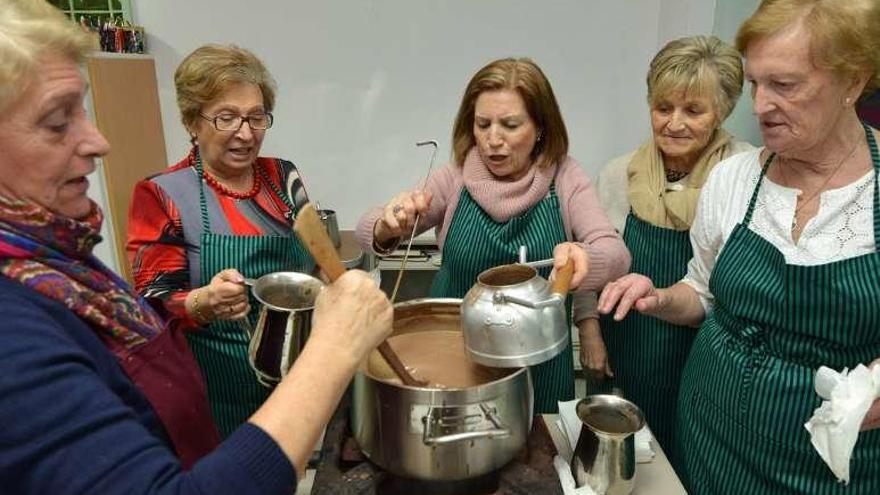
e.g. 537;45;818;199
0;0;96;112
647;35;744;124
736;0;880;97
174;44;277;132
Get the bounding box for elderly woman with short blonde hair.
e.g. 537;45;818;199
583;35;752;472
599;0;880;492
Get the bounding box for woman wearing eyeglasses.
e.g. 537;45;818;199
127;44;314;437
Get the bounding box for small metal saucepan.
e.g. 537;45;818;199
241;271;324;387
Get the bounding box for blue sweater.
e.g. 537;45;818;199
0;276;296;494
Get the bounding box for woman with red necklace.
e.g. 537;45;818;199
127;44;314;437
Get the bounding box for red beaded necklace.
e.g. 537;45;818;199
190;148;261;200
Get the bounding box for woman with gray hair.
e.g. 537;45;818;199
0;1;392;492
127;44;316;437
599;1;880;492
583;35;752;471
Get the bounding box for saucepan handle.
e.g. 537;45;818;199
421;402;510;445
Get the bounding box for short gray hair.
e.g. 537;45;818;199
647;35;744;122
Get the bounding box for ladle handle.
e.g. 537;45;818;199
294;203;424;387
550;259;575;296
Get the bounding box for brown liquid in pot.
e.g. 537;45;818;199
368;329;511;388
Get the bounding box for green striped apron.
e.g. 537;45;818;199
677;124;880;494
191;160;310;437
600;212;693;474
430;186;574;414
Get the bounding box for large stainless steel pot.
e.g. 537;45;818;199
460;263;572;368
352;298;533;481
243;271;324;387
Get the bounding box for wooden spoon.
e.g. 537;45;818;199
294;203;426;387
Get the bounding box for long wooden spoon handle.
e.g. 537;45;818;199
377;342;422;386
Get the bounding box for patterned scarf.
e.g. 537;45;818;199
0;195;163;355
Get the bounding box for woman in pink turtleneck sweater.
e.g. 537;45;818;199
356;57;630;413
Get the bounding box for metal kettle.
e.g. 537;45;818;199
459;260;573;368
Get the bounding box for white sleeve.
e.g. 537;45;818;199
680;164;724;313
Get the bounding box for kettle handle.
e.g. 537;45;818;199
550;259;574;296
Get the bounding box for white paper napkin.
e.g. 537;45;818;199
804;364;880;484
557;399;655;463
554;455;599;495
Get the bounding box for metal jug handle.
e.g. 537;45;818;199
237;317;256;339
246;333;280;388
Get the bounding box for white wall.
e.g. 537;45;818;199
132;0;715;229
658;0;716;47
712;0;762;146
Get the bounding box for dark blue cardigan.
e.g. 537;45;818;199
0;276;296;494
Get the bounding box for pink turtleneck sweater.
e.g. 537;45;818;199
356;148;630;321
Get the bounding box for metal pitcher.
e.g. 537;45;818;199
316;209;341;248
460;261;573;368
243;271;324;387
571;394;645;495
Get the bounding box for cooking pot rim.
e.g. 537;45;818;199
362;297;530;391
361;362;528;391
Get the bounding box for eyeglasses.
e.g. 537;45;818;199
199;112;274;131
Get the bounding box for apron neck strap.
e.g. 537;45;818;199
865;123;880;245
193;148;211;232
742;153;775;227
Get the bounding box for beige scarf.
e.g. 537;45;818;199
627;128;733;230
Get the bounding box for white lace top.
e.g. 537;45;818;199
682;147;877;312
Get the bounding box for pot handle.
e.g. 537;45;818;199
421;403;510;445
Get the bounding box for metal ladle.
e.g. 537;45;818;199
389;139;439;303
517;245;555;269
